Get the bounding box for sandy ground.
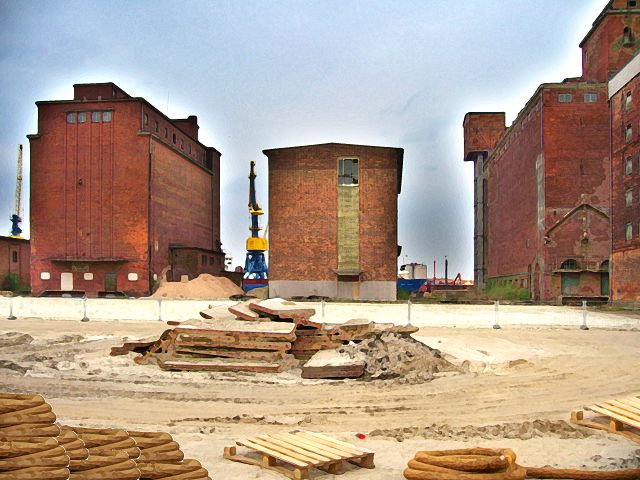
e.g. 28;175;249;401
0;316;639;479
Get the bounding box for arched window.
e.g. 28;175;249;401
624;26;635;44
600;260;609;272
560;259;580;270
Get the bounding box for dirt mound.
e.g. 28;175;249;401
337;331;459;382
151;274;243;299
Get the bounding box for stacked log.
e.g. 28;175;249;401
130;430;211;480
0;393;70;480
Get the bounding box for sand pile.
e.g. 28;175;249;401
337;331;459;382
152;274;243;299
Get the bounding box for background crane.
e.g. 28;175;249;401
242;161;268;292
10;144;23;238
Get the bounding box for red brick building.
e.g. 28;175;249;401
609;51;640;305
263;143;403;300
28;82;224;297
464;0;640;303
0;236;30;292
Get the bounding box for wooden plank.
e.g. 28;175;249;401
588;404;640;429
295;430;372;455
249;299;316;320
175;347;284;362
175;338;291;352
596;403;640;424
248;436;322;465
256;435;332;463
225;445;308;480
175;319;296;335
607;400;640;418
237;438;310;467
617;397;640;410
271;433;349;460
301;364;365;379
159;358;284;373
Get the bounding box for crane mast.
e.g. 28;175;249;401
10;145;23;238
243;161;268;291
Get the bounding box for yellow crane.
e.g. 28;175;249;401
10;145;23;238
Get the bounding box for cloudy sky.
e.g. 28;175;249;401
0;0;606;278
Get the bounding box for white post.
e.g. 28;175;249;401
158;298;163;322
580;300;589;330
321;299;325;320
7;296;17;320
493;300;501;329
407;298;412;325
81;295;89;322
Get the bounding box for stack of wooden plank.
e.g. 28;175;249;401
130;430;211;480
0;393;69;480
133;319;297;373
571;395;640;444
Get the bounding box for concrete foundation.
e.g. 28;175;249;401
269;280;396;301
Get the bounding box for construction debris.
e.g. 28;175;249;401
224;429;374;479
301;350;365;379
0;393;213;480
571;395;640;444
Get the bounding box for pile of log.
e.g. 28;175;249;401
0;393;213;480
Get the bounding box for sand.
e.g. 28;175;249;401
151;274;243;299
0;317;639;479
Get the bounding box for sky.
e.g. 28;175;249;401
0;0;607;279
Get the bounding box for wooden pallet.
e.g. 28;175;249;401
224;429;374;479
571;395;640;443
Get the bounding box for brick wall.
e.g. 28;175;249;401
463;113;505;159
0;237;30;290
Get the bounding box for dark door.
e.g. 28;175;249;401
104;273;117;292
561;272;580;295
600;272;609;296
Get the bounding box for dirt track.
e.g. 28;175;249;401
1;317;639;478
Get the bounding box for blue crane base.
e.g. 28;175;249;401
243;251;268;291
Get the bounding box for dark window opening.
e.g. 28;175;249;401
164;127;168;138
338;158;359;185
580;161;585;175
560;259;580;270
626;124;633;142
172;133;176;144
155;121;159;133
201;255;207;266
12;251;18;263
600;260;609;272
624;26;635;44
629;1;637;7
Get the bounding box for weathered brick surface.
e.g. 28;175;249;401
610;65;640;303
28;84;221;296
265;144;401;284
463;113;505;160
0;237;30;290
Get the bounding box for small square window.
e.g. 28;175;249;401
40;272;50;280
102;111;111;122
91;111;101;123
144;113;149;125
626;189;633;207
83;272;93;281
626;156;633;175
626;222;633;241
584;93;598;103
558;93;573;103
66;112;76;123
128;272;139;281
77;112;86;123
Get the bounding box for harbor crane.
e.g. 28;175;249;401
243;161;268;291
10;145;23;238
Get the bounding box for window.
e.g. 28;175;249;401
624;26;635;44
66;112;76;123
201;255;207;266
209;256;215;265
584;93;598;103
91;111;100;123
180;139;184;149
172;133;176;144
560;259;579;270
627;223;633;241
102;111;111;122
629;0;637;7
580;161;585;175
11;251;17;263
338;158;359;185
144;113;149;125
558;93;572;103
626;124;633;142
626;156;633;174
77;112;86;123
189;144;192;154
626;92;633;110
155;121;159;133
627;189;633;207
164;127;168;138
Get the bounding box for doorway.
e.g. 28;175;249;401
60;272;73;291
104;273;118;293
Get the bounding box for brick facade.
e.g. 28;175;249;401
28;83;223;297
264;143;402;300
609;51;640;304
0;236;30;291
462;1;639;303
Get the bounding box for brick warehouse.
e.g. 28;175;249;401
0;236;30;291
464;0;640;303
263;143;403;301
609;51;640;305
28;82;224;297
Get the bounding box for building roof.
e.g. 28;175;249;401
579;1;640;47
609;49;640;98
262;142;404;193
0;235;29;243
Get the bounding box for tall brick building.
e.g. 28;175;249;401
464;0;640;303
263;143;403;301
609;52;640;305
28;82;224;297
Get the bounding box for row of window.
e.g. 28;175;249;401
39;271;139;281
625;222;640;241
201;254;218;266
558;93;598;103
144;113;197;157
66;111;111;124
